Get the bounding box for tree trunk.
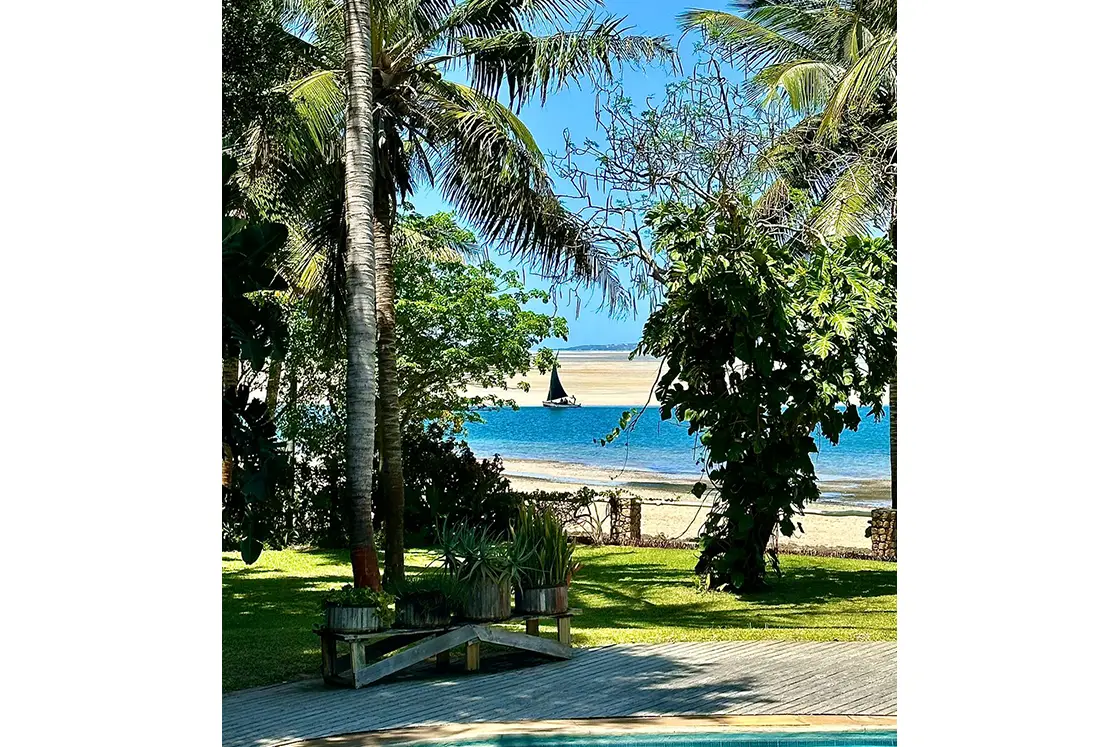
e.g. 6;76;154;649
889;373;897;510
286;364;298;519
373;187;406;587
341;0;381;591
889;215;897;510
265;357;282;418
222;357;240;487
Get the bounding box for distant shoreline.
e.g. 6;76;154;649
501;457;890;509
464;350;887;407
500;456;885;549
555;343;638;352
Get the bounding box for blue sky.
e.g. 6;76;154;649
408;1;737;347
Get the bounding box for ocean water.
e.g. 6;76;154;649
463;405;890;481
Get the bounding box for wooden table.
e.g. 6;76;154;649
315;610;580;689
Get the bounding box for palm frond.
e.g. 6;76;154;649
395;213;480;261
457;15;675;110
753;59;843;113
819;31;895;137
437;0;593;42
279;69;345;155
425;80;626;309
679;9;820;69
278;0;345;60
430;80;544;164
843;19;874;64
811;157;881;238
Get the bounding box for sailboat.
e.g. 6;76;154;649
542;364;580;408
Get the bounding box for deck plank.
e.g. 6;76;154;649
223;641;896;746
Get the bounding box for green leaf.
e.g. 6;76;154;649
240;537;264;565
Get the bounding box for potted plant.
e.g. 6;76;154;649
321;585;396;633
439;521;517;621
388;569;464;629
513;505;581;615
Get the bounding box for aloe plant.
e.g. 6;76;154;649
513;505;581;589
438;520;519;586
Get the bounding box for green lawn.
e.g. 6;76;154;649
222;546;896;692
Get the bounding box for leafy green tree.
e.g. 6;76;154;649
396;255;568;430
638;196;894;591
272;213;567;546
681;0;897;506
222;0;320;142
241;0;673;585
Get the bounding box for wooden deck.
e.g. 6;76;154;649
222;641;896;747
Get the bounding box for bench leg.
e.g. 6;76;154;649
321;636;338;678
465;640;480;672
557;617;571;647
525;618;540;636
349;641;366;688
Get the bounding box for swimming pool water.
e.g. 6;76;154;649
425;732;897;747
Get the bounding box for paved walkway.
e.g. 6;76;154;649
222;641;896;747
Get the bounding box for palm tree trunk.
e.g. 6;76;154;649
889;214;897;510
341;0;381;591
373;187;406;587
889;373;896;509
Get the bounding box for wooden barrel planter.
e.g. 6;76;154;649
461;580;511;621
324;605;386;634
516;585;568;615
393;595;452;629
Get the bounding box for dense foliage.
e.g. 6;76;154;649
638;197;894;591
222;154;291;563
396;424;522;546
386;568;466;616
224;240;558;551
321;585;396;626
395;252;568;430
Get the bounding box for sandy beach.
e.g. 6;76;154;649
463;350;664;406
503;457;882;551
463;350;887;408
463;351;886;550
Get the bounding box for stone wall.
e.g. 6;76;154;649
629;497;642;542
870;508;897;561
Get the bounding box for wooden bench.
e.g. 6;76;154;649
315;609;580;689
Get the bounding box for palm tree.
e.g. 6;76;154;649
681;0;897;507
338;0;384;589
242;0;674;584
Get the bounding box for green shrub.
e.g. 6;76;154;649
387;568;465;616
397;423;522;545
322;585;396;624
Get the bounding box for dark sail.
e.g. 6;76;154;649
546;365;569;401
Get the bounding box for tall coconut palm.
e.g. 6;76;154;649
340;0;383;590
244;0;674;584
682;0;897;507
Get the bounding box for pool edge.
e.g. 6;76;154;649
287;715;897;747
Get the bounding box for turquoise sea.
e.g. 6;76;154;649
463;405;890;482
